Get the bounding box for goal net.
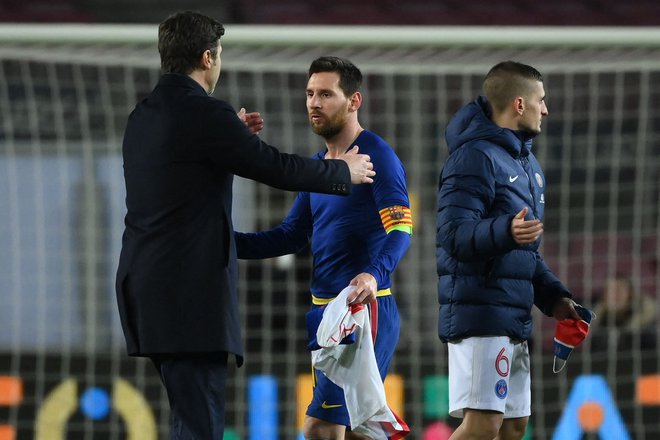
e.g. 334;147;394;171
0;24;659;439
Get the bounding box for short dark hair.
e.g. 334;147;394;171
158;11;225;74
308;56;362;96
483;61;543;113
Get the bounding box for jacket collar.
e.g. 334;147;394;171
446;96;534;158
157;73;209;96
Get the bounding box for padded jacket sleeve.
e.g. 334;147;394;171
532;252;572;316
437;146;517;262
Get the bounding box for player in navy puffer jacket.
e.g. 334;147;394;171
436;60;585;440
436;93;574;343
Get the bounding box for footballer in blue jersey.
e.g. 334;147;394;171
235;56;412;440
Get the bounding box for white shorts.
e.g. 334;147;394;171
448;336;531;419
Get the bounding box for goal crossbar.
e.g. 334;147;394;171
1;24;660;48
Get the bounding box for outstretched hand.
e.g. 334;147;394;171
237;107;264;135
339;146;375;184
511;207;543;245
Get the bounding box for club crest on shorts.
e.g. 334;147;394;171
495;379;508;399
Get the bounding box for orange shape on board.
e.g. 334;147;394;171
577;401;605;432
637;374;660;405
296;374;314;430
0;377;22;406
0;425;16;440
385;374;404;418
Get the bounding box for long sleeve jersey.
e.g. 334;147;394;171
236;129;412;301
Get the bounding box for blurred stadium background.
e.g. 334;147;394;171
1;1;660;439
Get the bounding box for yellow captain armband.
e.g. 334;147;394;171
379;205;413;235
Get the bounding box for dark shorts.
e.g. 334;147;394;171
306;295;400;426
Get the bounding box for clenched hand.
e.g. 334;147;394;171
347;272;378;305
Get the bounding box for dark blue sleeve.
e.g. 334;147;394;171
371;143;410;210
436;146;517;262
235;192;312;259
364;230;411;286
362;142;412;285
533;252;572;316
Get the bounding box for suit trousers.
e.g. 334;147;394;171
151;352;229;440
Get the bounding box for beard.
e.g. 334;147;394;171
309;110;348;139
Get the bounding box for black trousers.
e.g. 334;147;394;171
151;352;229;440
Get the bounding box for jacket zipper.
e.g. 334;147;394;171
520;156;538;218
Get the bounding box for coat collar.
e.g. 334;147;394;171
157;73;209;96
446;96;534;158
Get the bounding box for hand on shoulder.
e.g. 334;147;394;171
339;146;375;184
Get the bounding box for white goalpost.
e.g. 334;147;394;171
1;24;659;439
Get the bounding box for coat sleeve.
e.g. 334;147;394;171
532;252;572;316
235;192;312;259
436;146;517;262
202;100;352;195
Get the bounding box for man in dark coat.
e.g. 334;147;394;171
115;11;374;439
436;61;582;440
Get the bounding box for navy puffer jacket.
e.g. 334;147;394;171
436;96;570;343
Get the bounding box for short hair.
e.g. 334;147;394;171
483;61;543;114
158;11;225;74
308;56;362;96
